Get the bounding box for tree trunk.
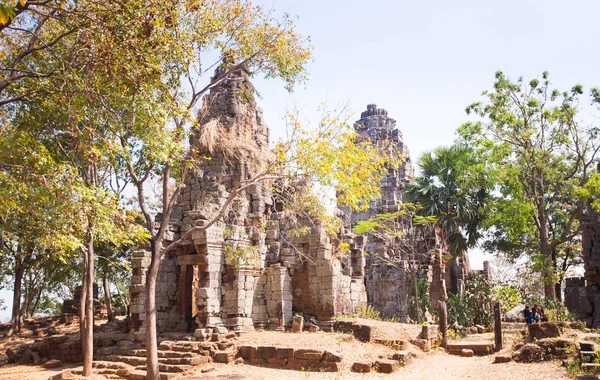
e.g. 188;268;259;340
113;279;128;317
538;214;556;300
30;290;42;317
82;228;95;376
542;253;556;300
494;302;502;351
103;273;115;323
145;244;161;380
413;272;420;323
8;264;24;336
79;258;87;348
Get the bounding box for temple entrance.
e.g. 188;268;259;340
177;245;199;332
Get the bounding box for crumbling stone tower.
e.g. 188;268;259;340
129;68;368;336
347;104;447;321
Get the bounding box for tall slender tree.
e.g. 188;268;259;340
459;71;600;299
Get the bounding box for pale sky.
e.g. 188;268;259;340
2;0;599;321
250;0;600;270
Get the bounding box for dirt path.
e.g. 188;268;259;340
183;351;569;380
0;351;570;380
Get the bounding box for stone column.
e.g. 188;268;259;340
193;225;224;327
264;264;293;329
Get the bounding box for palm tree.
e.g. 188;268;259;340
405;145;489;292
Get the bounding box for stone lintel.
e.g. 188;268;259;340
177;254;207;266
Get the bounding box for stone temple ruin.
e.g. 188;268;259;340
129;69;488;336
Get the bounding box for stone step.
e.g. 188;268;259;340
98;354;209;367
135;363;193;373
72;367;128;379
92;360;134;370
447;342;495;356
99;355;146;367
582;363;600;374
159;341;200;352
127;369;180;380
128;348;197;358
581;351;599;363
581;341;597;352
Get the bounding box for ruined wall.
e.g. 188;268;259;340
564;277;591;323
580;211;600;327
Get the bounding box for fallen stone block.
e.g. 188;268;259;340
324;350;342;362
44;359;63;369
319;361;340;372
391;350;411;366
351;360;372;373
258;346;277;359
276;347;294;359
376;359;399;373
493;355;512;363
214;351;235;364
239;345;258;359
461;349;474;357
354;324;373;342
294;348;324;360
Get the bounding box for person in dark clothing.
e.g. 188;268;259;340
523;305;532;325
532;304;541;323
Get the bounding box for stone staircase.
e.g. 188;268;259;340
90;340;212;379
501;322;526;335
578;340;600;377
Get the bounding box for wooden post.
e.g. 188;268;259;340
494;301;502;351
438;300;448;348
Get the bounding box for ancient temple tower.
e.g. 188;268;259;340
347;104;445;321
129;68;368;336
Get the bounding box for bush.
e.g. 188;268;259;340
447;273;494;334
542;299;573;322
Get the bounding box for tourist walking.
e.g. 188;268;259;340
523;305;532;325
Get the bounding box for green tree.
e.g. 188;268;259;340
458;71;600;299
493;283;522;316
406;145;489;257
0;127;83;335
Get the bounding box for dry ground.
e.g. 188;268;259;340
186;352;570;379
0;318;573;380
